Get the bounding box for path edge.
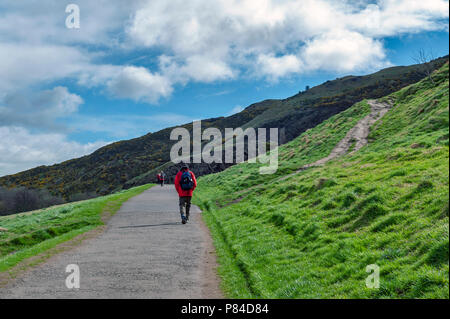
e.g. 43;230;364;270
0;224;106;289
197;210;225;299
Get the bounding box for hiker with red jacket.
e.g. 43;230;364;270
174;164;197;224
156;171;165;187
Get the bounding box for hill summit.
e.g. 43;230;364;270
0;56;447;204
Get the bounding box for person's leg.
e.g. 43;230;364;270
179;197;185;216
185;196;191;221
179;197;187;223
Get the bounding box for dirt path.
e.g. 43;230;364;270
0;185;222;299
278;99;392;181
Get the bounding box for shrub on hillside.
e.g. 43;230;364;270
0;186;65;216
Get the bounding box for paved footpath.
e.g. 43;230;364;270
0;185;222;298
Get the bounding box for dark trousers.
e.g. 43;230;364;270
179;196;192;217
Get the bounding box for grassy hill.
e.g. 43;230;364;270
123;57;449;190
0;57;447;205
193;63;449;298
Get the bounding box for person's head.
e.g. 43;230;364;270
181;164;189;171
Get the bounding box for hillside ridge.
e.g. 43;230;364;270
0;56;447;204
193;62;449;298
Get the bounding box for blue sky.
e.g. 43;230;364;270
68;30;450;144
0;0;448;176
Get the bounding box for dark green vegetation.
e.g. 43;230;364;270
0;184;152;272
0;186;65;216
194;63;449;298
1;57;447;205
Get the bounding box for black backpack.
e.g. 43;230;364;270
179;171;194;190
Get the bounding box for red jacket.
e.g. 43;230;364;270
174;170;197;197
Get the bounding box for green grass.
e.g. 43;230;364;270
0;184;153;272
200;99;372;207
243;57;447;129
194;63;449;298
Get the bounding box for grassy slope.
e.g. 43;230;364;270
2;58;447;202
0;184;153;272
194;64;449;298
244;57;448;129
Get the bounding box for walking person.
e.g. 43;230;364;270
174;165;197;224
156;171;165;187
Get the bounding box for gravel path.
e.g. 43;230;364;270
310;99;392;163
278;99;392;181
0;185;222;299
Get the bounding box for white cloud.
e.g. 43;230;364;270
0;86;83;131
345;0;450;37
228;105;244;115
301;30;387;72
0;0;448;176
0;43;173;105
77;64;174;104
257;54;303;80
106;66;173;103
0;110;194;175
0;43;90;94
0;0;141;46
159;54;235;84
180;55;235;83
128;0;449;80
0;126;108;177
1;0;448;101
0;1;173;104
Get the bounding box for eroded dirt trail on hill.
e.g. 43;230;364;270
279;99;392;181
0;185;222;299
308;100;391;164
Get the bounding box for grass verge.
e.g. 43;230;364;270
194;63;449;298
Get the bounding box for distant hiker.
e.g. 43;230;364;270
174;165;197;224
156;173;162;185
157;171;165;187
